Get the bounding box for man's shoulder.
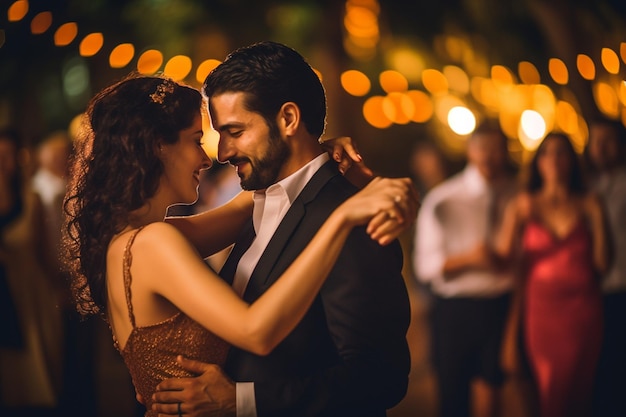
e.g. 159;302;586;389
300;164;356;207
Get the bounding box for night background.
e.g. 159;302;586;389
3;0;626;176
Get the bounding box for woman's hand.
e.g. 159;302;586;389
320;136;374;188
338;177;420;245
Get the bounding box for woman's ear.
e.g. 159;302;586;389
277;102;300;136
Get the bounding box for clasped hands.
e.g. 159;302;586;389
323;136;419;245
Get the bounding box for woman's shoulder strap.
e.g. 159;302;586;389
122;226;145;328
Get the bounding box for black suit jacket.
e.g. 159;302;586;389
220;160;411;417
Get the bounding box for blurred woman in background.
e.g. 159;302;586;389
495;132;608;417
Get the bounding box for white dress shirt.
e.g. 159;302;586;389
592;167;626;293
413;164;513;298
234;153;330;417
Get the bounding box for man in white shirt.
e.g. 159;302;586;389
153;41;412;417
413;123;516;417
587;117;626;417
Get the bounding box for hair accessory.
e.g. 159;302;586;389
149;80;175;104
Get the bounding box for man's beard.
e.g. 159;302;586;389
239;130;290;191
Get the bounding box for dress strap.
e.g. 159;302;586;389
123;226;144;329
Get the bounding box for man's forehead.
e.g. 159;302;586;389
208;93;262;129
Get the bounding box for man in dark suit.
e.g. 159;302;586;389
153;41;411;417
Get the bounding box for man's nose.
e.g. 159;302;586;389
216;138;232;164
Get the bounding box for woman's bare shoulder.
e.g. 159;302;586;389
112;222;197;267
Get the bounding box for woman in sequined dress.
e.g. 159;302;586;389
61;74;417;415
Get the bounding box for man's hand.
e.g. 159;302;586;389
152;356;236;417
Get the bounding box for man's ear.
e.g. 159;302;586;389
277;102;300;136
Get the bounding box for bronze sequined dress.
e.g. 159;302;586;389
114;227;230;416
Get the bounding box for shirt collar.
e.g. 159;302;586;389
253;153;330;203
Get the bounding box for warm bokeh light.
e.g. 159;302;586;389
382;92;413;125
435;94;465;124
471;77;499;110
137;49;164;74
548;58;569;85
79;33;104;57
8;0;28;22
518;61;541;85
443;35;467;63
201;107;220;157
619;81;626;106
531;84;557;118
406;90;433;123
109;43;135;68
443;65;470;94
343;0;380;61
463;48;489;77
196;59;221;84
594;81;620;118
54;22;78;47
386;47;424;83
422;69;448;95
491;65;515;85
447;106;476;135
555;100;579;134
344;5;379;38
363;96;393;128
3;0;625;173
30;11;52;35
497;84;526;115
340;70;371;96
343;37;377;61
570;115;588;153
68;113;86;141
519;110;546;151
164;55;193;81
601;47;620;74
379;70;408;93
576;54;596;80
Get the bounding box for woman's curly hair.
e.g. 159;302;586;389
61;73;203;317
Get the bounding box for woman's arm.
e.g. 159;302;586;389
494;192;528;262
584;192;610;275
148;177;415;356
165;191;253;258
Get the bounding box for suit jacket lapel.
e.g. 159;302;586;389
219;221;255;286
243;160;339;301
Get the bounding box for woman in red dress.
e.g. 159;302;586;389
496;133;609;417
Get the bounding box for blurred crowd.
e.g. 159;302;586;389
0;116;624;417
409;117;626;417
